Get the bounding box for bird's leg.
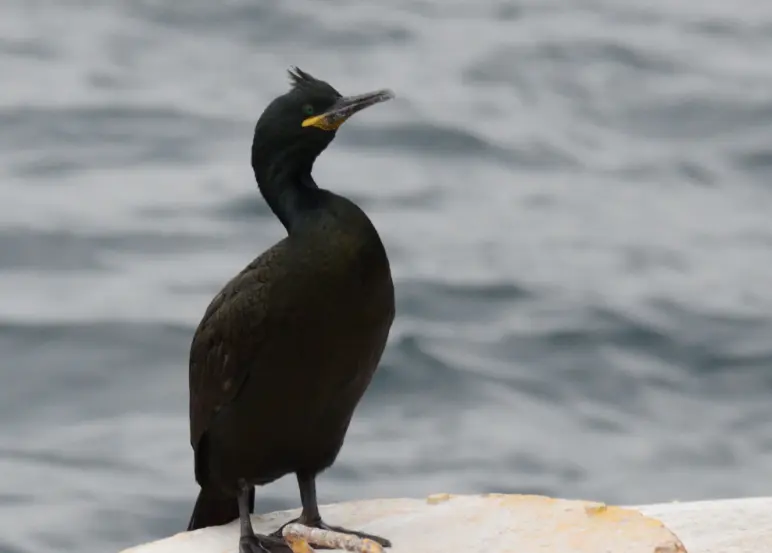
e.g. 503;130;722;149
237;480;292;553
270;472;391;548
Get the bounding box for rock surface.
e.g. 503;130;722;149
121;493;719;553
638;496;772;553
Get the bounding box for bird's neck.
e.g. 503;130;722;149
253;160;326;234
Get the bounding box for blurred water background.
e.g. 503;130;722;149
2;1;772;552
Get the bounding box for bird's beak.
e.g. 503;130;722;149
302;89;395;131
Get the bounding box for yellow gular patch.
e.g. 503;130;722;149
301;114;348;131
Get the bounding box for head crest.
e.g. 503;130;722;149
287;66;319;90
286;66;342;98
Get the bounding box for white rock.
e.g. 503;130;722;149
120;493;772;553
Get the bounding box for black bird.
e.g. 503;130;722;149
186;67;396;553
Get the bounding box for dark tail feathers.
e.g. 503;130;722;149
187;486;254;531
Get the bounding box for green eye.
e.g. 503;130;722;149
302;104;314;116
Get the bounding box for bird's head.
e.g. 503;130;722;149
252;67;394;177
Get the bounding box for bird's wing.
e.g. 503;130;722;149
187;244;287;451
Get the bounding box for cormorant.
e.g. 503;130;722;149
186;67;396;553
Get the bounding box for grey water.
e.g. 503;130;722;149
2;1;772;552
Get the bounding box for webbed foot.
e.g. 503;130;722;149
240;533;292;553
270;517;391;549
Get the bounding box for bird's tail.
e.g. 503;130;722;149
187;486;253;531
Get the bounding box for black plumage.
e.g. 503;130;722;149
185;68;396;553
